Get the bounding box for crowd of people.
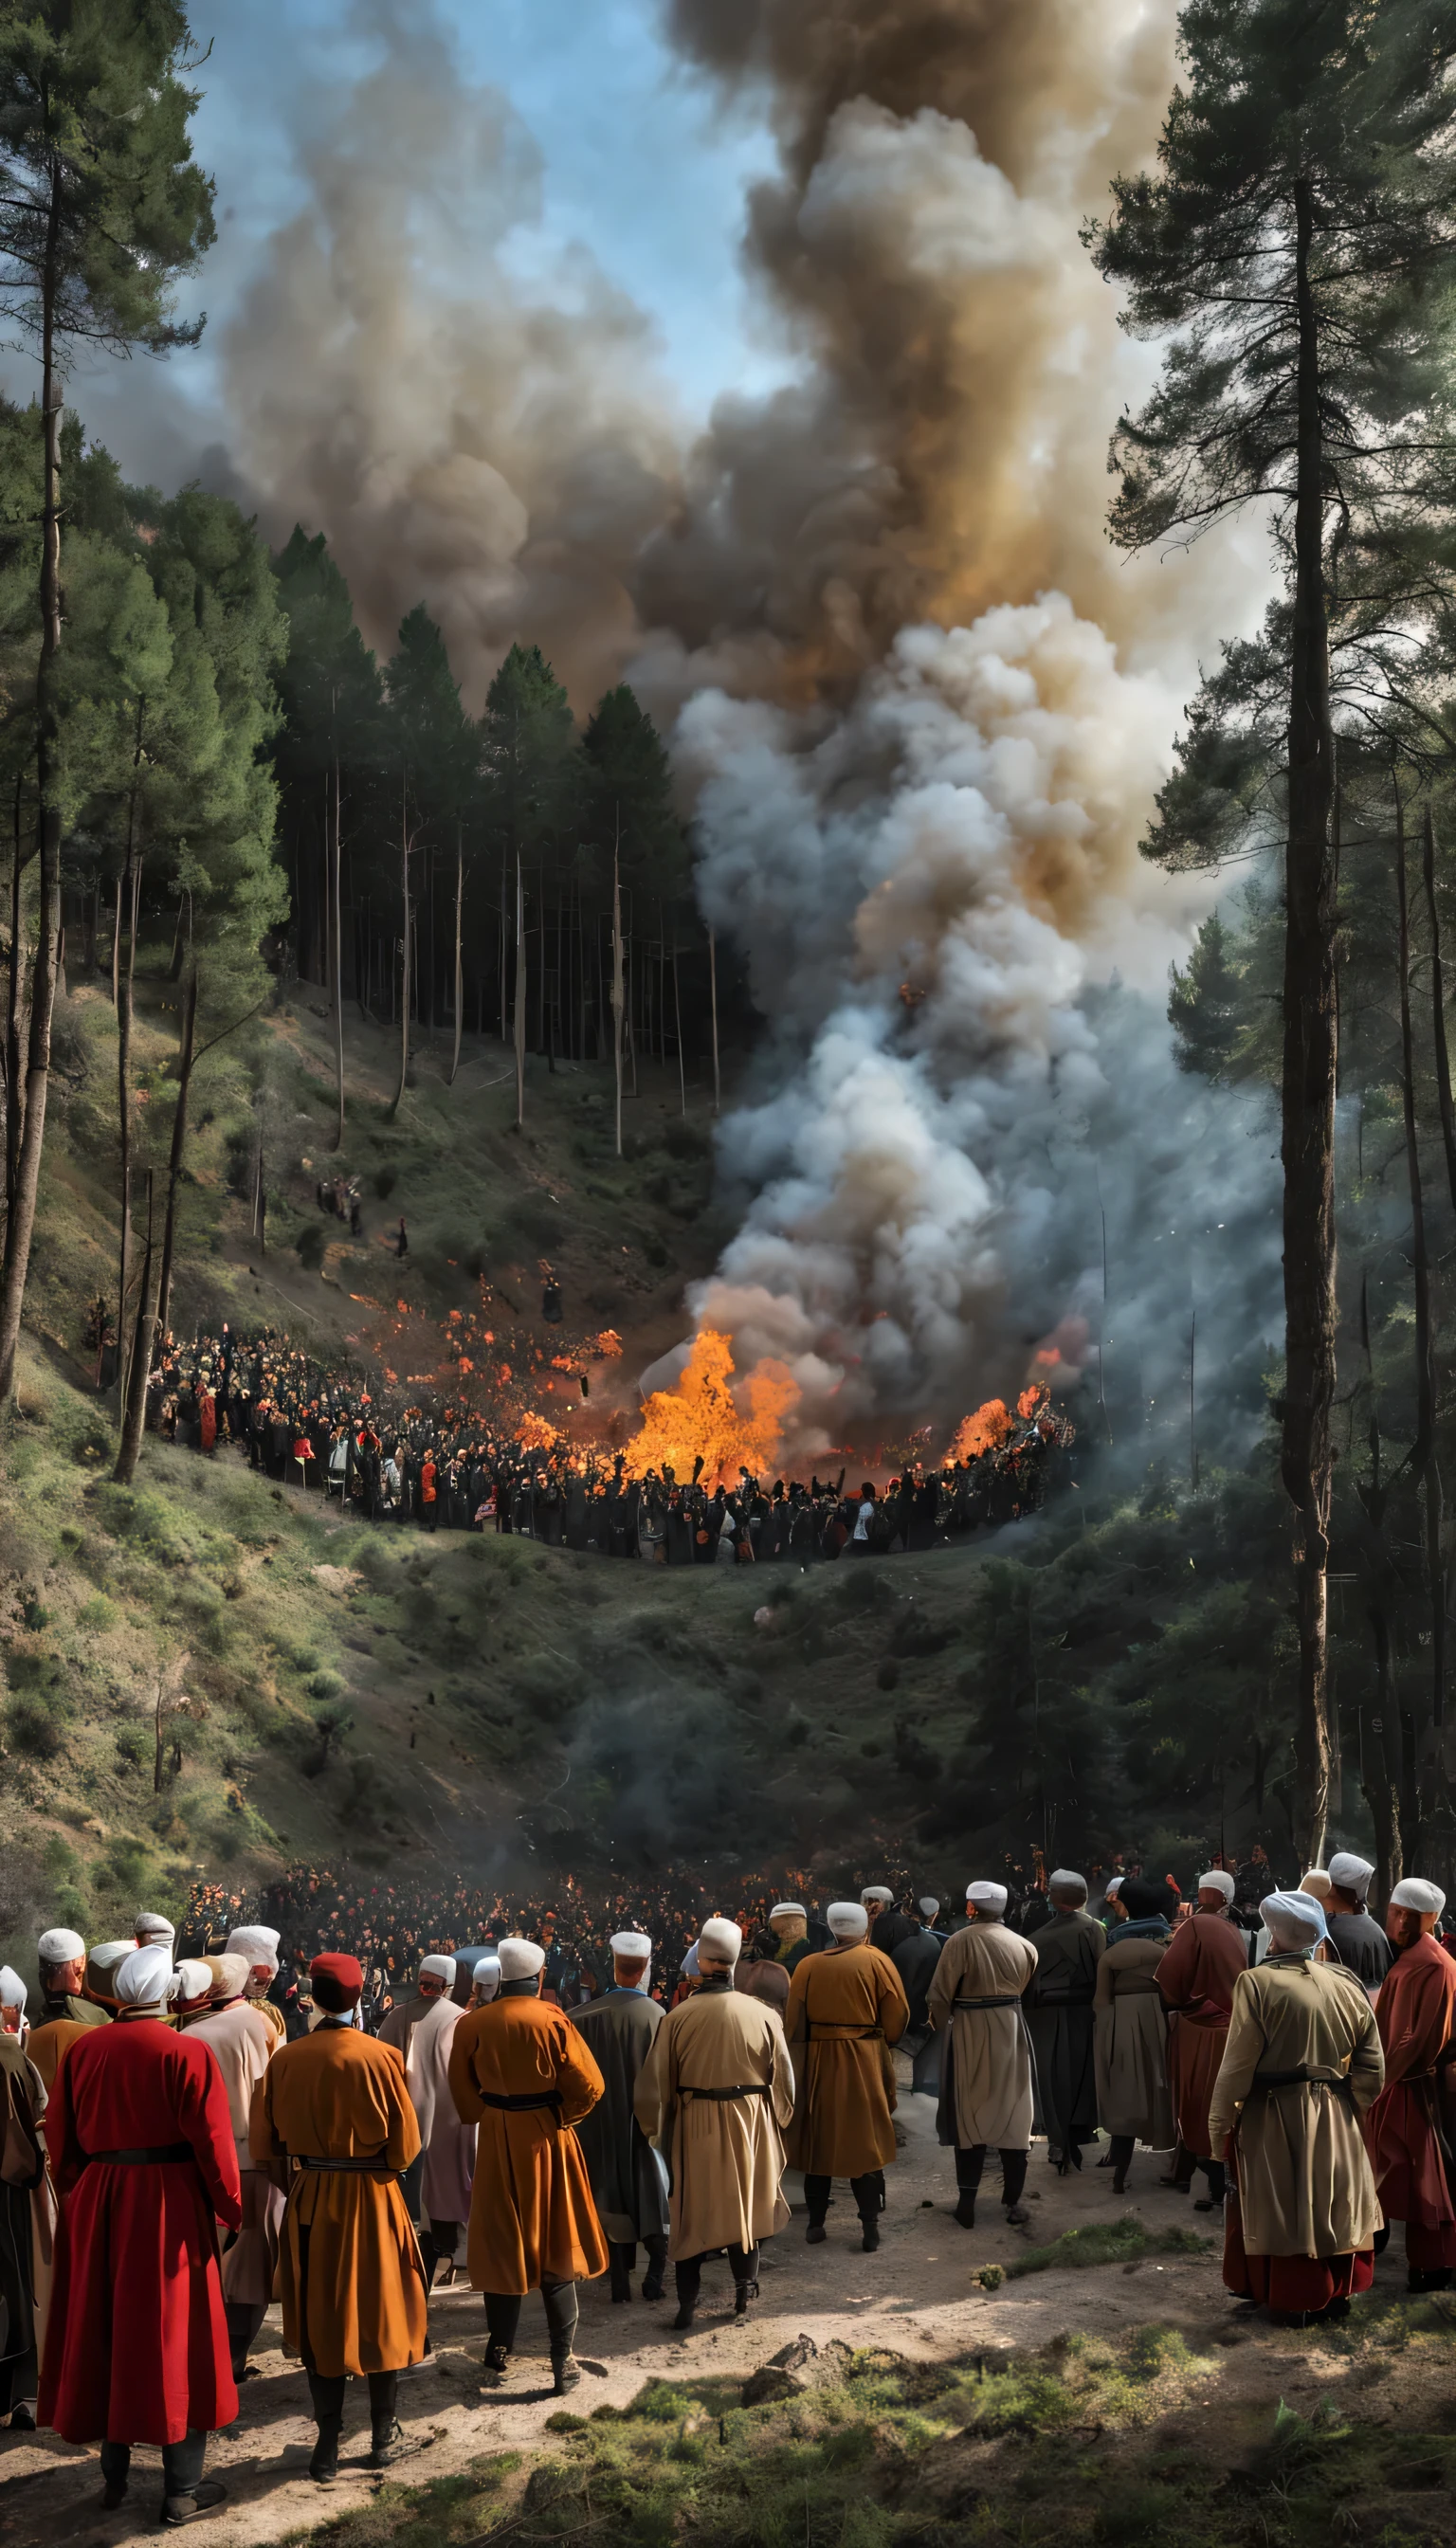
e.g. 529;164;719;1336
3;1850;1454;2522
118;1321;1072;1558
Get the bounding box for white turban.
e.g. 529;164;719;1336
498;1938;545;1980
1048;1868;1087;1897
115;1944;173;2007
860;1886;894;1906
1392;1878;1447;1917
472;1956;501;2000
680;1942;701;1977
1104;1877;1123;1901
1299;1869;1333;1900
227;1925;281;1974
1196;1870;1236;1902
827;1902;869;1939
38;1927;84;1965
0;1966;26;2011
210;1953;250;2001
1328;1853;1374;1899
134;1910;175;1949
770;1903;805;1920
169;1958;213;2009
610;1931;652;1959
418;1955;456;1984
700;1918;742;1964
918;1897;940;1919
967;1882;1008;1914
1260;1889;1329;1949
86;1940;136;1997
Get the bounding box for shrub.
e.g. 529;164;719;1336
296;1222;325;1269
8;1694;66;1758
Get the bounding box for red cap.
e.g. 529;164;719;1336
311;1953;363;1992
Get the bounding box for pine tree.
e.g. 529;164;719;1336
1168;911;1242;1082
1086;0;1456;1864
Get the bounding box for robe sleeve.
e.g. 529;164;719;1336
446;2014;487;2126
784;1962;810;2048
44;2037;83;2196
555;2017;605;2128
632;2011;671;2144
1155;1919;1196;2013
875;1954;911;2048
765;2011;796;2127
248;2051;286;2167
176;2039;244;2230
1378;1963;1450;2087
379;2048;422;2171
1206;1971;1265;2158
1345;1988;1386;2117
925;1938;958;2033
1093;1948;1116;2014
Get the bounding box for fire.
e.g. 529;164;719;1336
626;1329;801;1485
948;1397;1013;1461
517;1410;562;1451
1017;1384;1046;1419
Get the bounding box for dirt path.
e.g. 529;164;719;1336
0;2072;1412;2544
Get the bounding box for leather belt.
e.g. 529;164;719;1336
1248;2066;1352;2097
84;2142;193;2164
681;2084;769;2101
807;2024;883;2040
478;2089;562;2112
298;2154;394;2173
953;1994;1021;2010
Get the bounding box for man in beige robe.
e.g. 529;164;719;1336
927;1880;1038;2228
188;1951;284;2379
633;1917;794;2331
1209;1887;1384;2324
225;1926;287;2045
402;1955;475;2288
379;1954;454;2229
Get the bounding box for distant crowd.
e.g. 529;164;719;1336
107;1317;1074;1559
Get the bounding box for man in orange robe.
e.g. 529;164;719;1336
446;1936;606;2393
784;1901;908;2250
1365;1878;1456;2291
1156;1869;1249;2209
250;1952;428;2482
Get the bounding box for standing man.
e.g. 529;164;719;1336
785;1902;909;2251
894;1902;946;2099
1023;1869;1103;2175
1324;1855;1395;1997
0;2011;46;2431
251;1953;428;2480
767;1903;815;1976
39;1944;241;2525
446;1938;607;2393
380;1954;458;2232
633;1918;795;2332
225;1926;287;2043
1210;1890;1384;2323
27;1927;108;2093
1156;1867;1247;2209
1365;1878;1456;2292
401;1955;476;2291
188;1952;283;2382
862;1886;917;1957
927;1881;1038;2230
568;1930;670;2302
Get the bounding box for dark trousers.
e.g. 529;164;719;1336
674;2244;757;2310
419;2216;464;2288
610;2234;667;2287
484;2279;578;2354
224;2299;267;2379
956;2145;1028;2208
100;2432;207;2498
307;2369;397;2437
803;2170;884;2225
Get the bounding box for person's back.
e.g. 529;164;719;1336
1326;1907;1394;1992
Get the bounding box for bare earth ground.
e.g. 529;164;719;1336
0;2058;1424;2547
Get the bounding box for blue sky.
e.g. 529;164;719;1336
39;0;783;482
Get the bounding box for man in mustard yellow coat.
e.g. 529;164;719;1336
784;1901;909;2249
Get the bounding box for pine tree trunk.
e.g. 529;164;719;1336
612;835;624;1158
116;840;143;1407
449;830;464;1086
514;855;526;1129
5;785;27;1219
114;1168;158;1485
1281;176;1338;1870
155;961;197;1354
1396;793;1442;1780
391;794;410;1119
672;943;685;1115
0;242;64;1408
331;754;345;1151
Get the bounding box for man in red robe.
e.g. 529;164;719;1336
1156;1868;1249;2209
38;1943;241;2525
1365;1877;1456;2291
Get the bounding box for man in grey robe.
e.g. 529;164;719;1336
893;1903;944;2098
1325;1854;1394;1996
568;1931;669;2302
1024;1868;1105;2173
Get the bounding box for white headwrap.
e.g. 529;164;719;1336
86;1940;136;1999
134;1910;175;1950
115;1944;173;2007
770;1903;805;1921
37;1927;84;1965
472;1956;501;2000
918;1897;940;1919
1048;1868;1087;1897
1260;1888;1329;1949
1392;1878;1447;1917
680;1942;701;1977
418;1954;456;1984
1328;1853;1374;1900
967;1882;1008;1914
209;1952;250;2001
827;1902;869;1939
498;1938;546;1980
1104;1877;1124;1901
226;1925;281;1974
169;1958;213;2010
860;1886;894;1906
1196;1869;1236;1902
1299;1869;1333;1901
700;1918;742;1965
0;1966;26;2011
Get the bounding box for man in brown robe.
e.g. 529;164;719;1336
1023;1870;1103;2175
927;1882;1037;2228
26;1931;113;2093
570;1931;669;2302
634;1918;794;2330
250;1953;428;2480
784;1902;909;2250
446;1937;606;2393
0;1991;46;2430
1210;1890;1384;2324
190;1952;283;2380
1156;1867;1248;2209
1365;1877;1456;2290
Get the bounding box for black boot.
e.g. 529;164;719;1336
610;2243;634;2303
482;2339;510;2384
734;2277;759;2317
161;2482;228;2526
642;2236;667;2302
552;2348;582;2395
307;2375;346;2484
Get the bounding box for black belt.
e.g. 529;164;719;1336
681;2084;770;2101
953;1994;1021;2010
807;2024;883;2039
298;2154;395;2173
1248;2067;1352;2094
478;2089;562;2112
84;2142;194;2165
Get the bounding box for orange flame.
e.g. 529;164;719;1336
517;1410;562;1451
948;1398;1012;1460
1017;1384;1046;1419
627;1329;801;1484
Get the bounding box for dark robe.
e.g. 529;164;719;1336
868;1911;919;1957
1326;1909;1395;1994
567;1989;669;2246
1024;1906;1105;2159
892;1928;942;2032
